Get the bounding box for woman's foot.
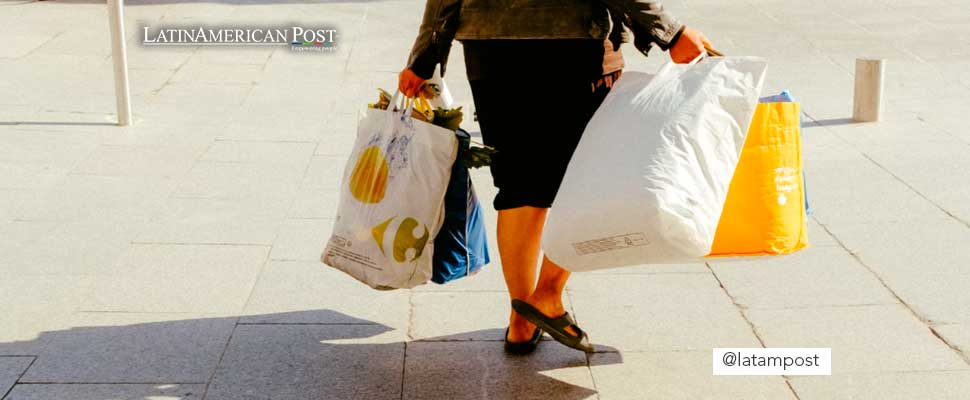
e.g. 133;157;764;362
511;294;593;353
504;326;542;355
506;309;538;342
524;290;578;337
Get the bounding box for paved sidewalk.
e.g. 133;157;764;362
2;0;970;399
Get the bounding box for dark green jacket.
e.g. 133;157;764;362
407;0;683;78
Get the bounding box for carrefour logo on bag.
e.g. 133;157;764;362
371;217;429;263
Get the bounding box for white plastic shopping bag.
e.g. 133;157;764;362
543;56;768;271
322;93;458;289
427;64;454;109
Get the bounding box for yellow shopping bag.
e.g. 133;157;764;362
708;102;808;257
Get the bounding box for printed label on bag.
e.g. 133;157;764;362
573;233;649;255
774;166;799;206
327;235;381;271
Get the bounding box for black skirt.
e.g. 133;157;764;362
464;39;620;210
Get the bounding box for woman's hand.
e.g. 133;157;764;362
669;26;712;64
399;68;425;97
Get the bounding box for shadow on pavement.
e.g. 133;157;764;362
807;117;857;127
0;310;620;400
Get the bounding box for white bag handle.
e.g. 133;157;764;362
428;64;453;109
389;90;415;118
646;52;711;94
686;51;708;66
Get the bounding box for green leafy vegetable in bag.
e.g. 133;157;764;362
432;107;463;131
460;145;497;169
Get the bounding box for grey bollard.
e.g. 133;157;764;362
853;59;885;122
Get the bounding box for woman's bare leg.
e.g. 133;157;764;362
525;255;579;337
497;206;545;342
528;255;570;315
498;206;577;341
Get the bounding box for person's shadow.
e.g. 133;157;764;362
0;310;621;400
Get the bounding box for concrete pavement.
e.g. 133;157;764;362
2;0;970;398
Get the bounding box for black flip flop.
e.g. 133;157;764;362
511;299;593;353
504;327;542;355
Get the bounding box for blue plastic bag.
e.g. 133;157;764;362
432;129;490;284
759;90;812;216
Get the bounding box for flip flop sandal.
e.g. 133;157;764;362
511;299;593;353
504;327;542;355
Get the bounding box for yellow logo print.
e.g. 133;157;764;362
371;217;429;263
349;145;389;203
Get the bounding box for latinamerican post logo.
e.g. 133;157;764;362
142;25;337;52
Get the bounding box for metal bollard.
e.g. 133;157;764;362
107;0;132;126
852;59;885;122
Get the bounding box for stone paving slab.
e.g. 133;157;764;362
269;218;332;262
854;139;970;225
0;129;100;184
172;161;305;201
287;189;339;219
826;219;970;324
0;275;92;356
72;144;207;178
806;218;840;247
13;175;178;224
172;63;266;85
409;291;563;342
0;220;144;276
97;123;224;148
867;272;970;326
200;141;317;166
830;219;970;277
794;123;862;164
806;157;951;225
0;191;29;221
135;196;292;245
241;261;410;328
20;313;237;384
0;357;33;398
745;304;968;374
301;155;350;191
588;351;794;400
403;341;596;400
789;370;970;400
411;259;509;292
566;274;761;352
152;82;253;110
934;324;970;357
315;132;357;157
206;324;403;400
709;247;898;309
825;118;961;147
79;244;269;313
3;383;204;400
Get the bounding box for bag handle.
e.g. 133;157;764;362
704;44;724;57
389;90;415;119
680;44;725;69
647;44;723;95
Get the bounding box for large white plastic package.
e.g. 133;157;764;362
544;57;768;271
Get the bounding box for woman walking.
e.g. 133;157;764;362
400;0;710;354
